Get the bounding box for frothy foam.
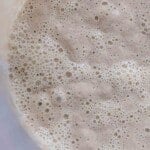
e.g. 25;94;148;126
8;0;150;149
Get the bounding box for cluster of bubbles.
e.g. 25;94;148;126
8;0;149;150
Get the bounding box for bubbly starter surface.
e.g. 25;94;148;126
8;0;150;150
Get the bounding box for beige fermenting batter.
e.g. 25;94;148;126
7;0;150;150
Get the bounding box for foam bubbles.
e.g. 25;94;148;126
8;0;150;150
